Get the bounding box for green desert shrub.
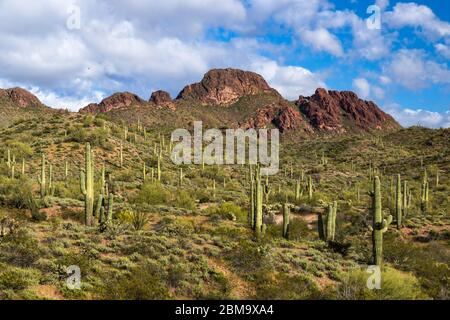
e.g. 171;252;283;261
0;268;40;291
0;229;41;268
335;267;428;300
0;177;35;210
99;263;171;300
174;190;196;210
207;202;246;222
132;183;170;205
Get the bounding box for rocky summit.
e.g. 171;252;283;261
0;87;42;108
176;68;279;105
81;92;145;113
296;88;400;133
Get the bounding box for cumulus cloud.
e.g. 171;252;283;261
352;78;371;99
300;28;344;57
385;2;450;39
384;49;450;90
251;60;326;99
384;103;450;128
435;43;450;59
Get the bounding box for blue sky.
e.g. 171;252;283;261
0;0;448;127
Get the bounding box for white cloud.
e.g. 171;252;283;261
385;2;450;39
300;28;344;57
384;103;450;128
384;49;450;90
352;78;371;99
435;43;450;59
375;0;389;11
30;87;106;111
252;60;326;99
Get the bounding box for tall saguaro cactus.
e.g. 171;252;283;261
254;165;264;238
370;176;393;267
80;143;95;226
308;176;313;200
282;203;290;239
325;201;337;241
395;174;402;229
38;154;47;198
421;169;429;214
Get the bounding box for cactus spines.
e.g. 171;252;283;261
38;154;46;198
395;174;402;229
370;176;392;267
80;142;95;226
282;203;290;239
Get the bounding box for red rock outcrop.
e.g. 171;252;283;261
0;87;42;107
81;92;145;113
296;88;400;133
149;90;176;110
177;68;280;105
242;103;312;133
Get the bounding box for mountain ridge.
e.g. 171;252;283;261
1;68;401;134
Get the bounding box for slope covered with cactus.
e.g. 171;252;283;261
0;109;448;300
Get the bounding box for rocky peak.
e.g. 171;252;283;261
296;88;400;133
149;90;176;110
242;102;313;133
81;92;145;113
176;68;280;105
0;87;42;108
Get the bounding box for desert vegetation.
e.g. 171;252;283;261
0;111;448;300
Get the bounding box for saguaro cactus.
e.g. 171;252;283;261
249;166;255;228
395;174;402;229
295;179;301;202
402;180;408;219
325;201;337;241
282;203;290;239
263;175;271;203
38;154;46;198
369;176;393;267
308;176;313;200
421;169;429;214
80;142;95;226
254;166;264;237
